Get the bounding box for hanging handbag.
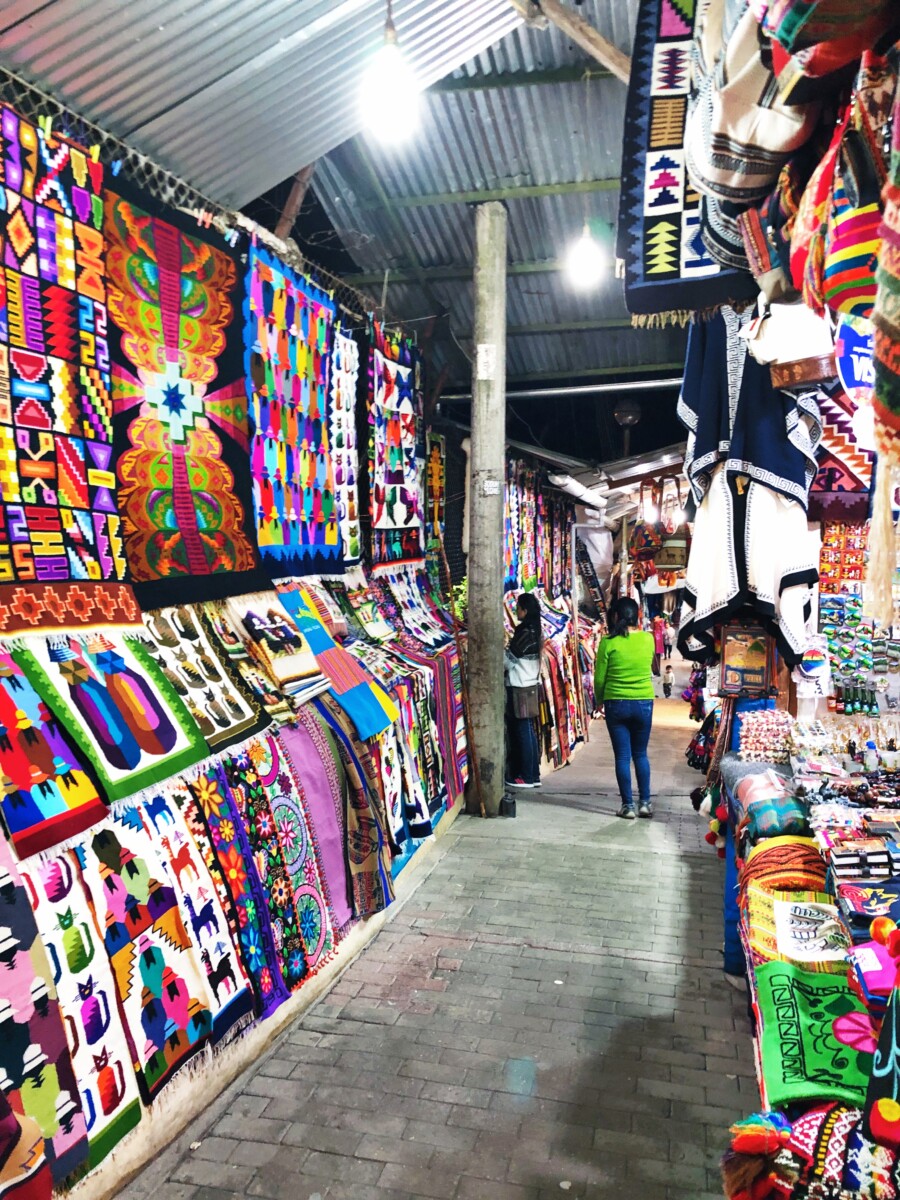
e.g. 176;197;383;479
790;106;850;298
628;482;664;562
655;477;692;569
764;0;898;54
741;296;836;388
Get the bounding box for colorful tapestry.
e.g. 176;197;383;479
809;386;874;521
73;801;219;1102
244;246;340;577
0;1088;51;1200
0;651;106;858
313;695;395;918
276;581;397;740
250;734;335;971
281;711;354;937
138;787;255;1042
329;326;362;565
21;848;142;1168
425;433;445;543
182;762;288;1019
0;833;89;1185
616;0;757;318
14;632;207;803
201;602;295;726
873;80;900;458
220;743;308;990
0;105;139;635
334;566;395;642
369;330;423;564
141;604;269;751
755;960;875;1108
222;592;327;702
105;186;269;608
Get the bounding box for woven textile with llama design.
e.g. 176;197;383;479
0;832;89;1186
20;847;142;1169
105;185;269;609
0;104;139;635
72;801;217;1103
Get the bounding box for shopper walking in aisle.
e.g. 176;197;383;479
663;620;675;661
504;592;543;790
594;597;655;819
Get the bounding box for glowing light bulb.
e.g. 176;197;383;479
360;30;420;144
564;223;606;290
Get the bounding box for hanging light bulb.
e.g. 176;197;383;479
565;221;606;290
360;0;420;144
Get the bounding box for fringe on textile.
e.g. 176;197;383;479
864;436;898;628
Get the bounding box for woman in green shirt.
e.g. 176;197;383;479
594;597;655;820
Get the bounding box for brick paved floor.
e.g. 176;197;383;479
121;669;755;1200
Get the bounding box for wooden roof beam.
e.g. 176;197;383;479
520;0;631;85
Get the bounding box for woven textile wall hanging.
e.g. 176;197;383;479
368;325;423;564
329;326;362;566
244;246;341;578
0;105;139;635
0;833;89;1186
617;0;757;319
105;186;269;609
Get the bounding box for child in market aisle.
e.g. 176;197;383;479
662;662;674;698
663;621;675;661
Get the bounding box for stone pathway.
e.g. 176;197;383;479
122;671;755;1200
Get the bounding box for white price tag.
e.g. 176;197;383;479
482;479;500;496
476;342;497;381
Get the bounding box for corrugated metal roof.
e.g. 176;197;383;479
0;0;521;207
311;0;688;384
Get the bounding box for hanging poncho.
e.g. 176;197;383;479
677;309;821;664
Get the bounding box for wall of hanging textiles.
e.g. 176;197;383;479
0;100;471;1199
501;459;592;768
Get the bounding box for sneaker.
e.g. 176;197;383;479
638;803;653;819
505;778;536;789
617;805;636;820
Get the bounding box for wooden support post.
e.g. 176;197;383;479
532;0;631;84
274;163;316;240
466;201;508;817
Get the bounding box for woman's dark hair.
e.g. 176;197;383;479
516;592;543;649
610;597;640;638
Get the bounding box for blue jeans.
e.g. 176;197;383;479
604;699;653;807
511;716;540;785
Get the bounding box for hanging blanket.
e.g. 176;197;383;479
105;185;270;609
276;581;397;740
248;734;335;972
14;632;207;803
282;709;354;938
0;651;106;859
221;591;328;703
0;834;89;1185
616;0;757;319
313;695;394;918
244;246;341;577
181;763;288;1019
809;385;874;521
329;327;363;566
140;604;269;751
425;433;446;543
73;802;217;1103
368;328;423;564
755;960;875;1107
200;602;295;726
873;69;900;457
220;743;309;990
20;848;142;1168
0;105;140;636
